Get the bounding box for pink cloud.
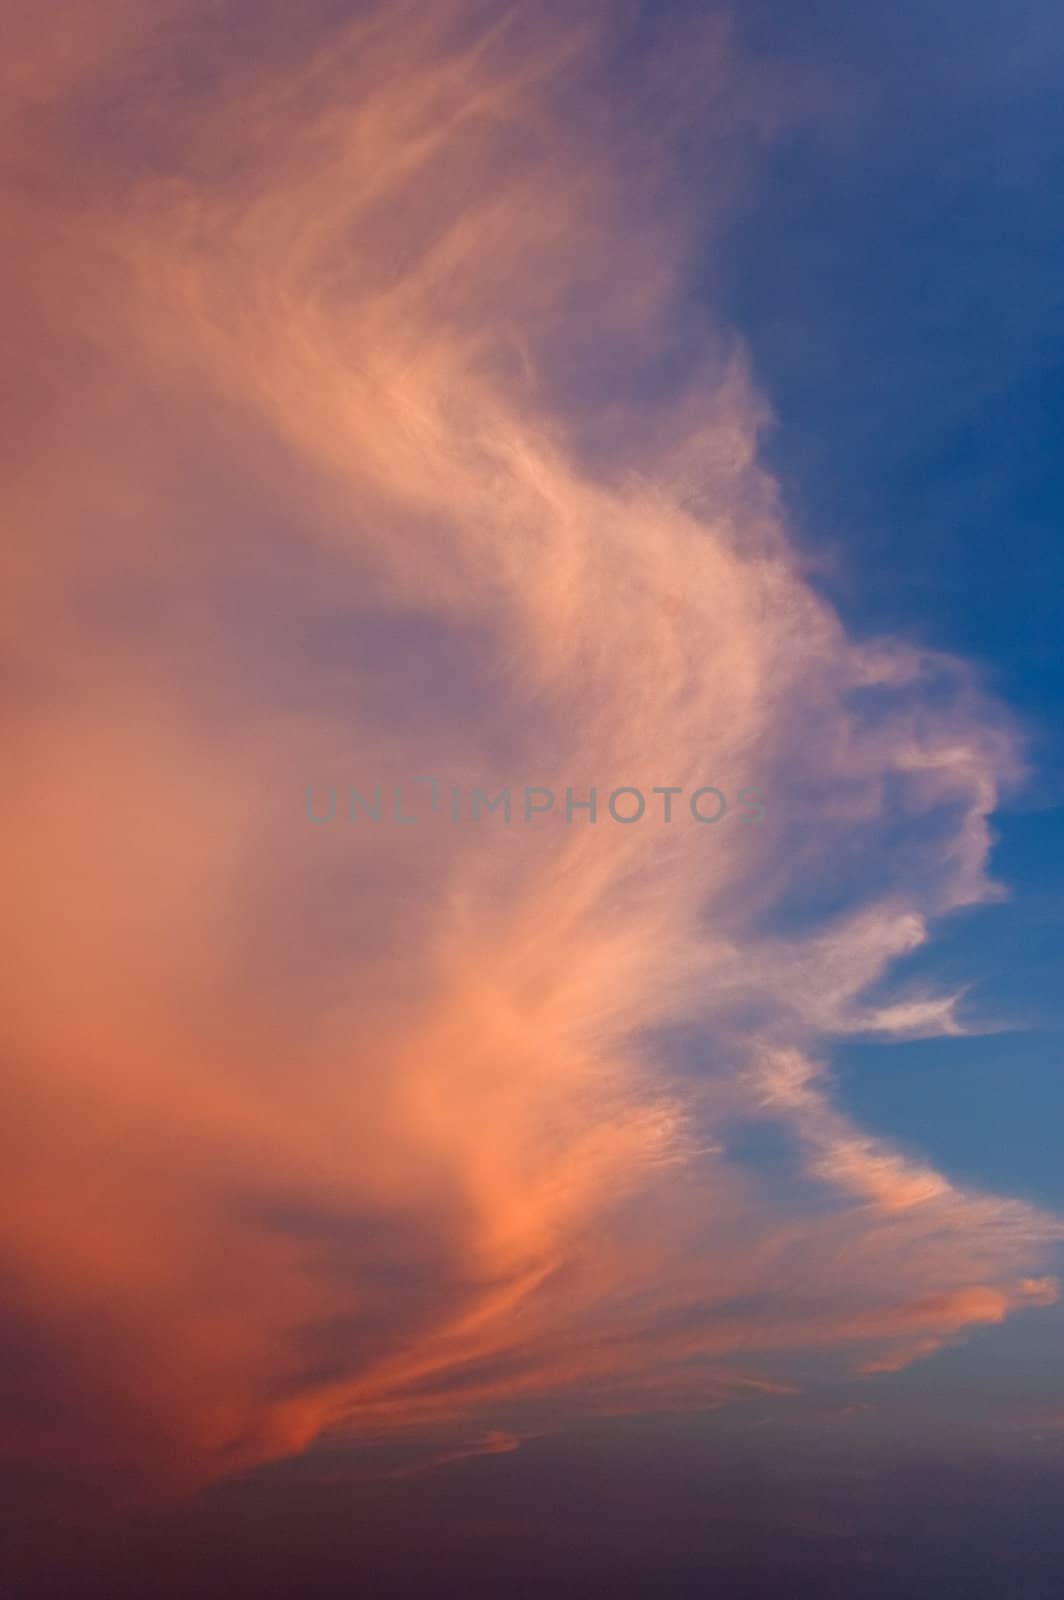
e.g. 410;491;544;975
1;0;1058;1507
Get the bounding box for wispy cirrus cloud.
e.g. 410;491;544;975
1;0;1058;1507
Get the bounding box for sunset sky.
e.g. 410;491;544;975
4;3;1064;1595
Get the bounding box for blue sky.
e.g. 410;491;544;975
715;0;1064;1213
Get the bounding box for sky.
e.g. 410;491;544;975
3;2;1064;1595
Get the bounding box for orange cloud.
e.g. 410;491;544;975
1;0;1059;1509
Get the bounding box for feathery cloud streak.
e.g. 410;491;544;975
2;0;1058;1503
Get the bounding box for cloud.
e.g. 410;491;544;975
1;0;1059;1505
